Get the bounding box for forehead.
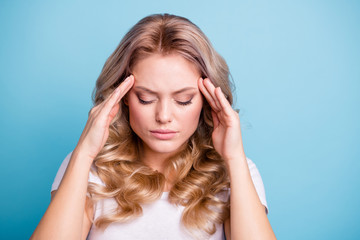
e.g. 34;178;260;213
131;53;200;91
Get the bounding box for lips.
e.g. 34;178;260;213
150;129;177;140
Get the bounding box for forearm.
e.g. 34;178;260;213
31;148;93;240
227;153;276;240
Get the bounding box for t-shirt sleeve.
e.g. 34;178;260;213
50;151;104;194
51;152;73;193
246;157;269;214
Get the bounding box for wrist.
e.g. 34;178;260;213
224;152;247;173
72;145;96;166
223;149;246;164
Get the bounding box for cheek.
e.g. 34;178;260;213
128;102;148;130
183;102;203;127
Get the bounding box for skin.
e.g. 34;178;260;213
199;78;277;239
126;53;203;174
31;75;135;240
31;53;276;240
128;53;276;239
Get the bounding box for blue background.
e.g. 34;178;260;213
0;0;359;239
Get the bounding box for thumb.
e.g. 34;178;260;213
211;110;219;129
107;103;120;126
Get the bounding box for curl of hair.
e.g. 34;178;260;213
88;13;234;237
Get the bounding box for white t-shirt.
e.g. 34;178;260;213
51;152;268;240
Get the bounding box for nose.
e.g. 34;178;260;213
155;100;173;123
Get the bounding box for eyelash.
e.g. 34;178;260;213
138;98;193;106
138;98;152;105
177;100;193;106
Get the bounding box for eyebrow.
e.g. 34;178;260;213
134;86;197;95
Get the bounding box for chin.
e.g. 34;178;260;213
144;140;187;155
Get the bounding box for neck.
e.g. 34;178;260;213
140;150;175;192
139;142;187;191
139;140;188;172
140;147;173;173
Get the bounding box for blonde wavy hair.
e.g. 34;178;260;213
87;13;234;237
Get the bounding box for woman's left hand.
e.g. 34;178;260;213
198;78;246;163
199;78;276;240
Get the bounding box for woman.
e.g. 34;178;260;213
31;13;276;239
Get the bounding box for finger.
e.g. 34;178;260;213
89;75;134;118
104;75;134;112
203;78;221;110
111;75;134;102
214;87;234;117
99;75;133;107
198;78;221;112
90;75;133;124
115;76;134;101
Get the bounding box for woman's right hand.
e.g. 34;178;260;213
75;75;134;160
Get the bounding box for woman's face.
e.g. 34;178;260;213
127;53;203;158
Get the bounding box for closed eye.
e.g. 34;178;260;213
138;97;193;106
138;98;153;105
177;99;193;106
